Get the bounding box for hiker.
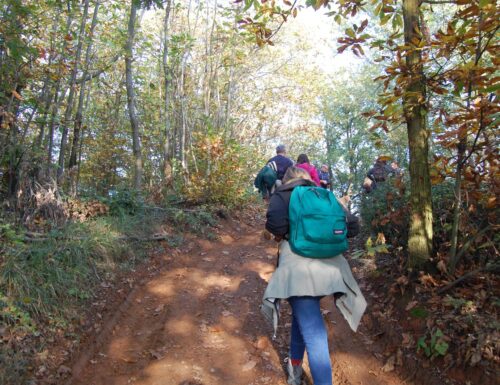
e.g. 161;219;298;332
389;161;402;177
261;167;366;385
254;161;278;200
296;154;320;186
365;157;392;192
267;144;294;187
318;164;330;189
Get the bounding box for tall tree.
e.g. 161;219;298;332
68;0;102;196
125;0;143;191
162;0;173;186
402;0;433;267
57;0;91;183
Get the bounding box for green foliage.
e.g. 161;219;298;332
106;188;144;216
417;329;449;359
359;177;409;246
168;206;218;237
0;223;23;245
410;307;429;319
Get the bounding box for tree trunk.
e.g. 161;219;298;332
76;80;92;194
46;3;74;177
449;13;484;273
179;60;188;175
125;0;143;191
57;0;90;184
68;0;101;196
162;0;173;186
403;0;433;268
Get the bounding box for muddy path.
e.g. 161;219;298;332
66;216;414;385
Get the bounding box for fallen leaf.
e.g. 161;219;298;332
255;336;268;350
149;349;164;360
437;260;447;274
405;300;418;311
242;359;257;371
402;333;413;348
381;355;395;372
57;365;72;376
36;349;49;361
11;90;23;100
396;348;403;366
154;304;165;314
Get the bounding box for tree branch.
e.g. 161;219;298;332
438;262;500;294
421;0;457;5
75;53;122;84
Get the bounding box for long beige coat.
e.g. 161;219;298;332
262;241;367;333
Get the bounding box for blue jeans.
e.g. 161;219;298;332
288;296;332;385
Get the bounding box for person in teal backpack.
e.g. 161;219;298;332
262;167;366;385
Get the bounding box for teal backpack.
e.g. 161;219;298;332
288;186;348;258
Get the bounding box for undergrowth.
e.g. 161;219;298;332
0;204;218;384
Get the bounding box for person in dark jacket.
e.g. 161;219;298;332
263;167;363;385
267;144;294;183
318;164;330;189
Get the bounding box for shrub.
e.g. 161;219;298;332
106;188;144;216
183;132;257;208
359;176;409;247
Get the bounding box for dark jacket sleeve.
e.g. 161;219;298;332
265;192;290;237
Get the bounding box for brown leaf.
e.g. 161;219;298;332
405;300;418;311
401;333;413;348
381;355;395;372
437;260;447;274
255;336;269;350
242;359;257;371
11;90;23;100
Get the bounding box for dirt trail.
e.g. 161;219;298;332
67;217;412;385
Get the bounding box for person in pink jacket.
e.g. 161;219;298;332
296;154;321;186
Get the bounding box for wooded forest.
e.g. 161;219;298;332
0;0;498;384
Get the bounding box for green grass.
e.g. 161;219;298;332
0;205;218;384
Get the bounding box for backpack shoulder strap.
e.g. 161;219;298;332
267;161;277;172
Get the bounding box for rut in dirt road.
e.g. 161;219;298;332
67;218;410;385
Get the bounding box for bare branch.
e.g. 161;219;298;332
421;0;457;5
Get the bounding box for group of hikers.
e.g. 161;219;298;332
255;145;366;385
255;145;402;201
254;145;331;200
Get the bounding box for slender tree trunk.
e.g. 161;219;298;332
403;0;433;268
57;0;90;184
179;56;188;174
162;0;173;186
46;3;74;177
68;0;100;196
76;80;92;193
449;13;484;273
125;0;143;191
35;10;61;151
